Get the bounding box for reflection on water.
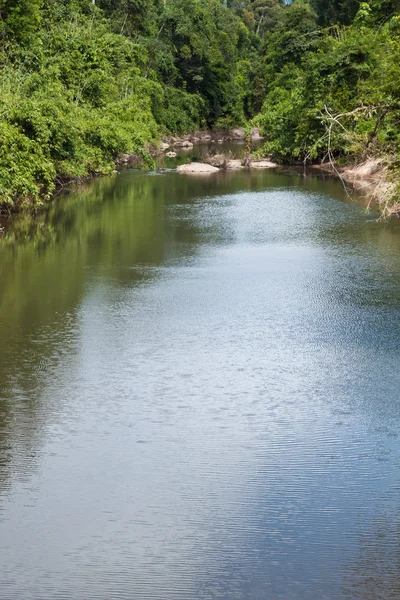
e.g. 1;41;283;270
1;167;400;600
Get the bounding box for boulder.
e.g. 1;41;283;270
119;153;131;164
250;127;264;141
165;151;177;158
160;142;170;150
174;140;194;149
206;154;227;168
230;128;246;140
177;163;220;174
226;159;243;169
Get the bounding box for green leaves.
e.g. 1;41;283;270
2;0;398;211
254;0;400;168
0;0;43;43
0;121;55;208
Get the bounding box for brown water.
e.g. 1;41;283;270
1;166;400;599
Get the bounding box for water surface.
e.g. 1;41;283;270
1;167;400;599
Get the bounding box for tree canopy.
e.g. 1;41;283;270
0;0;400;209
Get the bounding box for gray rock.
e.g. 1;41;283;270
230;128;246;140
206;154;227;168
250;127;264;141
174;140;194;149
226;159;243;169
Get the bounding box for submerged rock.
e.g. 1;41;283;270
177;163;220;174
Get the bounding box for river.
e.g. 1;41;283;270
1;164;400;599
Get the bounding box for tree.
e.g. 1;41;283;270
310;0;361;26
0;0;43;41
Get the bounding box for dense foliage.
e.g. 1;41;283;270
251;0;400;171
0;0;257;209
1;0;400;210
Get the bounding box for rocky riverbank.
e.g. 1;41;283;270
314;158;400;218
176;157;277;174
117;128;264;167
162;127;263;149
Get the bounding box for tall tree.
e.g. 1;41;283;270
310;0;361;26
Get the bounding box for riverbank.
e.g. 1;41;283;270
157;141;399;219
153;135;399;219
0;130;248;215
1;129;398;222
313;158;400;219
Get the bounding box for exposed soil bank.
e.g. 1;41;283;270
313;159;400;218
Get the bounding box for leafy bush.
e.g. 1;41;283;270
0;122;55;208
0;0;257;210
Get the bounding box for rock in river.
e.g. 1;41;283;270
177;163;220;174
250;160;278;169
173;140;194;149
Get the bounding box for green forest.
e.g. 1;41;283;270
0;0;399;211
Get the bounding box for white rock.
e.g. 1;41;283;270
250;160;277;169
165;151;177;158
177;163;220;174
174;140;194;149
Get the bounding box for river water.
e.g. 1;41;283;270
1;165;400;599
